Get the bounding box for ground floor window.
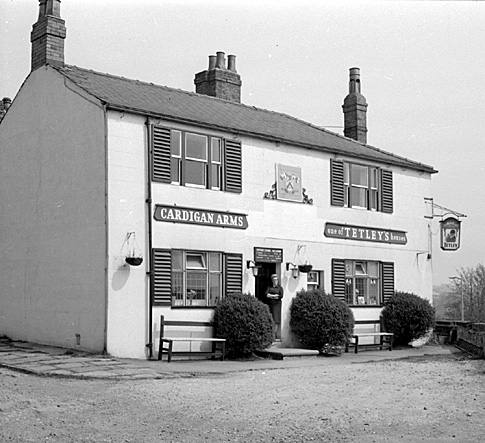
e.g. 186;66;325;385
172;251;222;307
151;249;242;307
331;258;394;306
345;260;380;305
307;270;323;291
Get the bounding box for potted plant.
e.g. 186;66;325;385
298;264;313;273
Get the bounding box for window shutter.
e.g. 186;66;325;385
380;169;393;214
330;159;345;206
224;139;242;193
152;126;172;183
331;259;346;302
152;249;172;306
225;253;243;296
381;262;394;304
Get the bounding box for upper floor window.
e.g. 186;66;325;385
151;125;241;193
331;159;393;213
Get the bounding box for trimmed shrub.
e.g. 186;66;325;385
213;292;274;358
381;291;435;346
289;289;355;354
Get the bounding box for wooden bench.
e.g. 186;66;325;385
345;332;394;354
157;315;226;362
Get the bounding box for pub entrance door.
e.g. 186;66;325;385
255;263;276;303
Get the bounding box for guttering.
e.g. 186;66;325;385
145;118;154;359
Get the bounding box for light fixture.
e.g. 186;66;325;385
246;260;260;277
286;262;300;279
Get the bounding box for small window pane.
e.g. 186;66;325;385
209;273;221;306
355;263;367;275
187;273;207;306
185;160;206;187
344;163;349;185
345;260;353;276
186;133;207;160
368;262;379;277
351;187;367;208
186;253;206;269
351;164;368;186
171;131;181;156
211;164;221;190
172;272;184;306
172;250;183;270
209;253;221;272
171;158;180;184
355;277;367;304
211;138;221;163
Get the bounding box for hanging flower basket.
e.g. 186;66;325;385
125;256;143;266
298;264;313;273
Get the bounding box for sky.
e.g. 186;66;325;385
1;0;484;286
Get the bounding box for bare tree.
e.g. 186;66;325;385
449;264;485;322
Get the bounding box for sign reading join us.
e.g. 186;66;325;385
154;205;248;230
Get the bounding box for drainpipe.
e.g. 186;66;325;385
145;118;154;359
103;103;109;355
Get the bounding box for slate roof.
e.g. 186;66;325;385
54;65;436;173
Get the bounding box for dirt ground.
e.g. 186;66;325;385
1;352;484;443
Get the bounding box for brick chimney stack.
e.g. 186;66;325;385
194;52;242;103
31;0;66;71
342;67;368;144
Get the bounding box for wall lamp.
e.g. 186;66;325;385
246;260;260;277
286;262;300;279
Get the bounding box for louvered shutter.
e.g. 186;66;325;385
331;259;346;302
152;126;171;183
152;249;172;306
225;253;243;296
380;169;393;214
224;139;242;193
381;262;395;304
330;159;345;206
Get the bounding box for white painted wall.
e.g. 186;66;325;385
105;111;149;359
149;119;433;349
0;67;107;351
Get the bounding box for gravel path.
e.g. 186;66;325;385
1;353;484;442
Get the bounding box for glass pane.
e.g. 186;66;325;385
345;260;353;276
186;133;207;160
209;253;221;272
351;164;368;186
355;277;367;304
171;158;180;184
172;272;184;306
186;253;206;269
370;189;377;210
211;164;220;190
368;262;379;277
370;168;377;188
355;262;367;275
345;278;354;304
171;131;181;156
211;138;221;163
185;160;206;187
307;271;318;284
350;187;367;208
209;273;221;306
186;272;207;306
369;278;379;305
344;163;349;185
172;250;183;270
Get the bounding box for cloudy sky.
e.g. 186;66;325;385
1;0;484;286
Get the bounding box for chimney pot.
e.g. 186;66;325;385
215;52;226;69
2;97;12;110
227;55;237;73
208;55;216;70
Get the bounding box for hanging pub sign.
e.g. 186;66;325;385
276;164;302;202
440;216;461;251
